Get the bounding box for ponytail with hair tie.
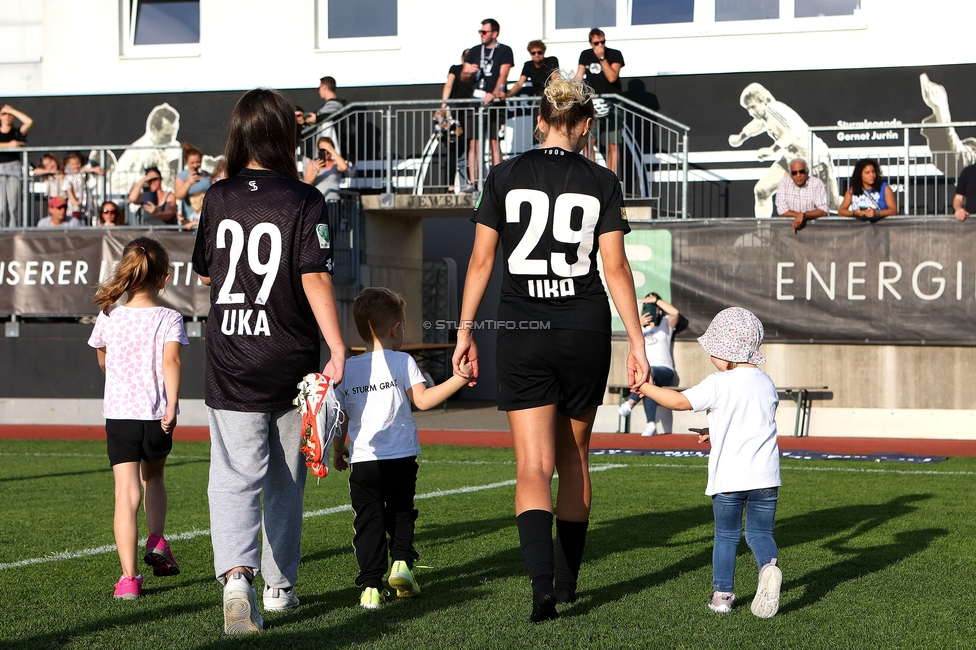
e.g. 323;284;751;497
93;237;172;314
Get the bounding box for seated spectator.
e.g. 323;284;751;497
127;166;177;226
303;137;351;201
838;159;897;221
953;162;976;222
97;200;125;227
62;152;103;223
37;196;81;228
509;40;560;97
174;142;211;228
775;158;828;232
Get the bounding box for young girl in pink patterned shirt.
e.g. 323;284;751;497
88;237;188;600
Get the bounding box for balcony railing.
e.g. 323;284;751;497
299;94;691;218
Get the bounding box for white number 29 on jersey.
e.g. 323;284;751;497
505;189;600;277
214;219;282;305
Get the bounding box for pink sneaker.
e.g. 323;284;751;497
114;575;143;600
144;535;181;576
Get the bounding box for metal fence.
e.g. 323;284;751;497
300;94;691;217
0;144;186;229
808;121;976;217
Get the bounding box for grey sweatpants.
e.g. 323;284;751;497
208;407;306;588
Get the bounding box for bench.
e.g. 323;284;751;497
607;383;833;437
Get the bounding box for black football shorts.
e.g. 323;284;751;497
106;419;173;466
496;329;611;417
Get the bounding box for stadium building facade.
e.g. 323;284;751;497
3;0;976;437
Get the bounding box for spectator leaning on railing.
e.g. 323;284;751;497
0;104;33;228
32;153;64;204
464;18;514;169
305;76;344;125
775;158;828;232
37;196;81;228
837;158;897;221
509;40;560;97
575;29;624;176
953;163;976;222
62;152;104;224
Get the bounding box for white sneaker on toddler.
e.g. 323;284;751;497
751;559;782;618
708;591;735;613
641;422;657;436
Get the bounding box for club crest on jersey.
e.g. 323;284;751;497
248;180;258;192
621;207;628;221
316;224;331;249
527;278;575;298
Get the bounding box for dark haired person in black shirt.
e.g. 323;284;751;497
575;29;625;176
453;77;648;623
509;40;560;97
0;104;33;228
464;18;515;176
954;163;976;222
192;88;345;635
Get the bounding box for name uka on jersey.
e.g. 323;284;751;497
526;278;576;298
220;308;271;336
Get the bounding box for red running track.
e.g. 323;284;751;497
2;425;976;457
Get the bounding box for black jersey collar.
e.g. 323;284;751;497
238;168;290;178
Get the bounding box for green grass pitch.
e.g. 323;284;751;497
1;439;975;649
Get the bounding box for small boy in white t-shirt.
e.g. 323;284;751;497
332;287;474;610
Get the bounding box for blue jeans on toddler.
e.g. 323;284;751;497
627;366;675;422
711;487;778;592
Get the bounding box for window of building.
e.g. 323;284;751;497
555;0;617;29
316;0;399;51
795;0;860;18
715;0;778;21
632;0;695;25
132;1;199;45
327;0;396;38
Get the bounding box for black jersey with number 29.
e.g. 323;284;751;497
473;147;629;334
191;168;333;412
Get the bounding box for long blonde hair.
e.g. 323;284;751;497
94;237;171;314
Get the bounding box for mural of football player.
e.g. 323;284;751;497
96;103;182;194
729;83;839;217
919;72;976;177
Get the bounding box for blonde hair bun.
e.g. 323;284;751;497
543;73;594;112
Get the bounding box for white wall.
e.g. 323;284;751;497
1;0;974;97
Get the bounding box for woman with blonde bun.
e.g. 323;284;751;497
453;74;649;623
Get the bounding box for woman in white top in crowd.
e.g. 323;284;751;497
617;291;679;436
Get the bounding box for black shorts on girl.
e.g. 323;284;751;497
496;329;611;417
106;419;172;466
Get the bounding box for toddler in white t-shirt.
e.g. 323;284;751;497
332;287;473;609
636;307;783;619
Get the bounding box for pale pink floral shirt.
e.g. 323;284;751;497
88;305;189;420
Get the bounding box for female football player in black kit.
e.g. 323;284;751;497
453;75;649;623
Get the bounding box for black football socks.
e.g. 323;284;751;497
554;518;589;603
516;509;558;623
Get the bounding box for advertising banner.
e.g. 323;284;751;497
0;230;209;317
619;218;976;344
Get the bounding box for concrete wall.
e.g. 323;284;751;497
605;340;976;438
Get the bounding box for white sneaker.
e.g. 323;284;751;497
617;402;634;417
263;585;300;611
223;572;263;635
641;422;658;436
751;559;782;618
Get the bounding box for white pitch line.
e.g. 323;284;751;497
0;465;625;573
0;452;210;460
620;461;976;476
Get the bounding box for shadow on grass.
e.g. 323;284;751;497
775;493;947;612
0;456;207;483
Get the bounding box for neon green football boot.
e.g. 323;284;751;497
388;561;421;598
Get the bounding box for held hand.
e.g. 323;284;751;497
627;347;650;393
458;358;475;383
453;334;479;387
333;445;349;472
956;208;970;222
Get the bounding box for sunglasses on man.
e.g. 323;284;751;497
790;169;808;176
